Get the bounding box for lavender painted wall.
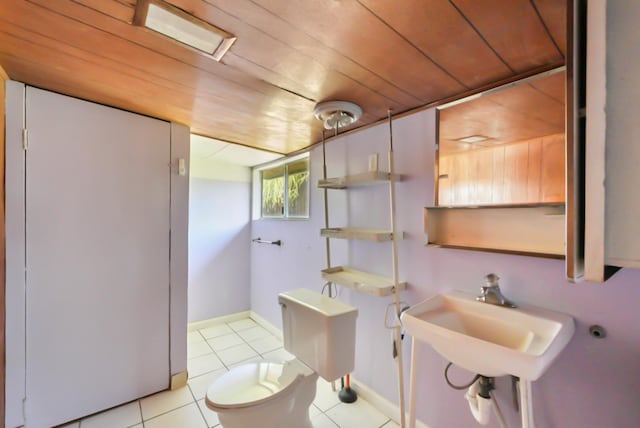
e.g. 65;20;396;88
250;109;640;427
188;162;251;322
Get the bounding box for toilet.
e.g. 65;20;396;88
205;288;358;428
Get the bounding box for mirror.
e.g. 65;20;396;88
436;69;565;207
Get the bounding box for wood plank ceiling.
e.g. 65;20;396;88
0;0;566;154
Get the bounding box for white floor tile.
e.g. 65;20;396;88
188;353;225;378
131;425;143;428
381;419;400;427
80;401;141;428
216;343;260;366
140;386;194;420
228;318;257;331
58;422;79;428
311;413;339;428
325;399;389;428
199;324;233;339
261;347;295;362
197;398;220;427
188;331;205;344
188;340;213;359
313;378;341;412
144;402;207;428
206;332;244;351
227;356;263;369
248;334;282;354
236;325;271;342
309;404;322;419
188;368;227;400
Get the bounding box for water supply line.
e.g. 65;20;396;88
444;362;508;428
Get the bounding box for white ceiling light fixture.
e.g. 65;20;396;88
134;0;236;61
314;101;363;130
457;135;490;144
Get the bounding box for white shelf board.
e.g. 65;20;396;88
321;266;406;297
317;171;401;189
320;228;402;242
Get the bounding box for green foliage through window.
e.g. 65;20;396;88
261;157;309;218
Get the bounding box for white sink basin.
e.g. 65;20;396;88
401;291;574;380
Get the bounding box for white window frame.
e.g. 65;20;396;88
252;152;310;220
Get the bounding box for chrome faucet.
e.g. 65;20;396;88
476;274;517;308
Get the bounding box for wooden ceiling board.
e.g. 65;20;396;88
248;0;466;102
73;0;136;23
486;83;565;128
0;31;308;153
452;0;564;72
2;0;318;152
532;0;567;54
199;0;422;108
0;0;568;154
24;0;305;103
530;71;565;103
357;0;514;88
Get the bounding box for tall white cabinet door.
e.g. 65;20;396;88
24;87;171;427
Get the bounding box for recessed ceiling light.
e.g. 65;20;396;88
134;0;236;61
457;135;490;144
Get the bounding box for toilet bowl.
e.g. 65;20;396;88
205;359;318;428
205;288;358;428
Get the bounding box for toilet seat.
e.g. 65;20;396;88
206;360;313;410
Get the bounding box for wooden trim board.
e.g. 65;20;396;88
0;64;8;427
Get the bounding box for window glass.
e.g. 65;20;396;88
259;156;309;219
261;165;285;217
287;158;309;217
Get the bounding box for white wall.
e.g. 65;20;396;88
188;158;251;322
250;109;640;427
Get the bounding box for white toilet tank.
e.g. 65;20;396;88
278;289;357;382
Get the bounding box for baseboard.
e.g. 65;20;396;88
170;370;188;390
249;310;283;340
351;378;431;428
187;310;252;332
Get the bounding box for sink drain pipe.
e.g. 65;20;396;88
444;363;507;428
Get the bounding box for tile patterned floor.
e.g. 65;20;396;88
57;316;398;428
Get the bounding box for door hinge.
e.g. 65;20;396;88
22;128;29;151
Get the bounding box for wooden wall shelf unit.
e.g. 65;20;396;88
424;204;566;258
317;171;401;189
321;266;406;297
319;112;407;425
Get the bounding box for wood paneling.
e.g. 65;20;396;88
541;133;566;202
440;71;566;152
356;0;513;88
533;0;568;54
503;141;530;202
438;134;565;206
452;0;564;72
0;0;566;153
0;63;7;427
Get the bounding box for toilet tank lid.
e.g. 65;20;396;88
278;289;358;317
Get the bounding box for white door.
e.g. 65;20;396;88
24;87;171;427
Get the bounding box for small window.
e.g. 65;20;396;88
260;156;309;219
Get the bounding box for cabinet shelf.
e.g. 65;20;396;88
321;266;406;297
317;171;401;189
320;227;402;242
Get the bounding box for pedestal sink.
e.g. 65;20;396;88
401;291;575;428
